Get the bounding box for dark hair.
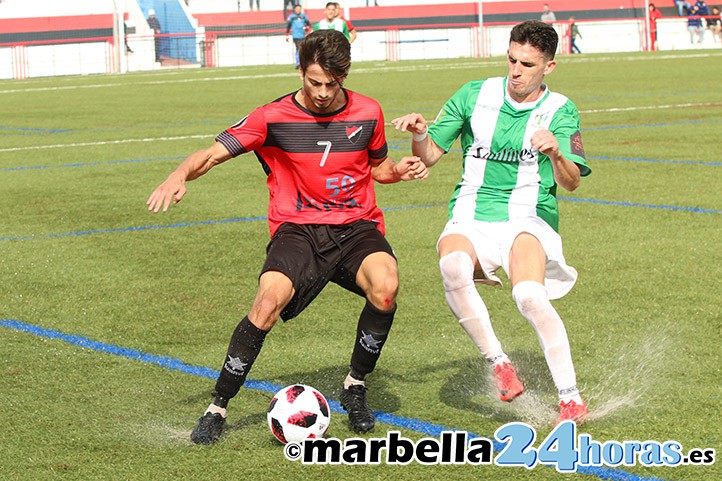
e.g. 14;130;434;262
509;20;558;60
299;29;351;82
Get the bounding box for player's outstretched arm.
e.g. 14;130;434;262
371;156;428;184
147;141;233;213
391;113;445;167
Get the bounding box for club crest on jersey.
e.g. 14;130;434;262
531;111;551;130
346;125;363;143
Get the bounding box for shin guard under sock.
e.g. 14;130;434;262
349;300;395;380
214;316;268;400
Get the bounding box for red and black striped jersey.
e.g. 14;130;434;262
217;89;389;237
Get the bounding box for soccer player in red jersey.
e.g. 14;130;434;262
147;29;428;445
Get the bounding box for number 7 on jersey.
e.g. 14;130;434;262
317;140;332;167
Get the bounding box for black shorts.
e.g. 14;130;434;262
261;220;395;321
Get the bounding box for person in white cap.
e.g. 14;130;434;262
146;9;161;61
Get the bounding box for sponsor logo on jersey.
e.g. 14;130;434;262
469;146;536;163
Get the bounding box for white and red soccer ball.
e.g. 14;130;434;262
267;384;331;444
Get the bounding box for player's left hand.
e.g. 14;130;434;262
530;130;561;159
394;156;429;181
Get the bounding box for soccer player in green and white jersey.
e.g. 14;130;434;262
392;20;592;425
313;2;351;41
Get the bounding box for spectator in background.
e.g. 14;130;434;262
648;3;662;50
709;6;721;42
334;2;357;43
541;4;556;23
569;16;581;53
675;0;691;16
693;0;710;16
366;0;379;6
249;0;260;11
286;4;311;68
283;0;295;21
146;9;161;62
124;21;134;54
687;5;705;44
314;2;351;41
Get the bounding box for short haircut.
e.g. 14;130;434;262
510;20;558;60
299;29;351;82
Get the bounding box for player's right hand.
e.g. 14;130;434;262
146;173;187;213
391;113;428;135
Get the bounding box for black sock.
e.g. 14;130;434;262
213;316;268;400
349;300;396;380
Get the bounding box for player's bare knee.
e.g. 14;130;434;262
439;251;474;291
366;276;398;311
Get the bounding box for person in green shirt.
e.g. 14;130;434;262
392;20;591;425
313;2;350;41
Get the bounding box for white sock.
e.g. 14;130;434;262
440;252;504;362
512;280;580;401
205;403;227;418
559;385;583;404
344;373;365;389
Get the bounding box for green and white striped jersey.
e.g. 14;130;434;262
313;18;350;40
428;77;591;232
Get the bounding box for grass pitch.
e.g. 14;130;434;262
1;51;721;481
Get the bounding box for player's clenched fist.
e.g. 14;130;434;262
393;156;429;181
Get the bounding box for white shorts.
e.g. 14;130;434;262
436;217;578;299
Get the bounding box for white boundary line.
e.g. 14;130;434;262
2;52;722;153
581;102;722;114
0;135;212;153
2;51;722;95
2;98;721;153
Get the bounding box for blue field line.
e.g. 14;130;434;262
1;195;719;243
0;216;269;242
587;156;721;167
0;126;72;134
2;148;718;172
559;196;722;215
0;318;667;481
582;118;722;132
0;156;185;172
386;143;719;167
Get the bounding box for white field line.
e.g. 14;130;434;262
0;135;212;153
1;99;720;153
2;51;722;95
581;101;722;114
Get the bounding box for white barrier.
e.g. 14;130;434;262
1;14;720;79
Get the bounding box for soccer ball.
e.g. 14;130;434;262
267;384;331;444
